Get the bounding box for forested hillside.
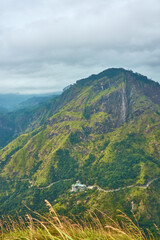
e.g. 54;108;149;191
0;68;160;229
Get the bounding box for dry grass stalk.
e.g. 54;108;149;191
0;201;158;240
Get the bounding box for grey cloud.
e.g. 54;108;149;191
0;0;160;93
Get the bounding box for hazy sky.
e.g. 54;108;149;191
0;0;160;94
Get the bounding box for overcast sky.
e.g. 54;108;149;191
0;0;160;94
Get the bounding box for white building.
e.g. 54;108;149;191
71;180;86;192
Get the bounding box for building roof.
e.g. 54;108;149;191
72;180;86;188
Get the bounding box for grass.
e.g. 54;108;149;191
0;201;159;240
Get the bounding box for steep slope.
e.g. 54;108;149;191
0;68;160;227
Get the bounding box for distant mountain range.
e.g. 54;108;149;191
0;93;61;112
0;68;160;229
0;92;61;147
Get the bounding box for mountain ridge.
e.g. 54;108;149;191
1;68;160;183
0;68;160;229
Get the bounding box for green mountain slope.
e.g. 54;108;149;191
0;68;160;228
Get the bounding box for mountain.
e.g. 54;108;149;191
0;68;160;229
0;94;32;112
0;93;61;112
0;93;61;148
18;95;56;109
